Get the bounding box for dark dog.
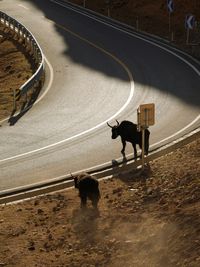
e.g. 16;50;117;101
73;173;100;209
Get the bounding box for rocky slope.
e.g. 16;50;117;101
0;137;199;267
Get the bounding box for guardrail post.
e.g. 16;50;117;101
13;89;16;111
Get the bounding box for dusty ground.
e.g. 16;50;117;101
0;137;200;267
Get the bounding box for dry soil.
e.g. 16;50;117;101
0;138;200;267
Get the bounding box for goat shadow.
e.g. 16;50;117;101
111;151;146;177
110;152;129;173
113;163;152;188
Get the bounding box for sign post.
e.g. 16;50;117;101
185;14;195;45
105;0;111;17
137;103;155;170
136;16;139;30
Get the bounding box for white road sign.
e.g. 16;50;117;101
185;14;195;29
167;0;174;13
137;103;155;127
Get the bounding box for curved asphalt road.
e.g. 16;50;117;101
0;0;200;192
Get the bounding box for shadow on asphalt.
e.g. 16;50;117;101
21;0;200;109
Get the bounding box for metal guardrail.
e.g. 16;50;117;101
0;128;199;204
0;11;44;97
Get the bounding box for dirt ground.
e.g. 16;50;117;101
0;138;200;267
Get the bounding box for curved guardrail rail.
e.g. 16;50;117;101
0;11;44;97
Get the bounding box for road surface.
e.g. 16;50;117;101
0;0;199;192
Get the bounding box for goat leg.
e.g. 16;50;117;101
121;139;126;155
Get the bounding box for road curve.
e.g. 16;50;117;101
0;0;200;192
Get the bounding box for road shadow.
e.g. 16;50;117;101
20;0;200;108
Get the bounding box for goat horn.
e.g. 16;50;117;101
116;120;120;126
107;122;113;128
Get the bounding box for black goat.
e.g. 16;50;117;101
107;120;150;158
73;173;100;209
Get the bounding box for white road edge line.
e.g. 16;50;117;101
34;55;54;104
18;4;29;10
